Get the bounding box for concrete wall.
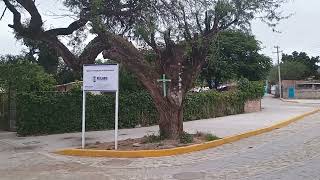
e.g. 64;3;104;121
244;99;261;113
295;90;320;99
282;80;320;99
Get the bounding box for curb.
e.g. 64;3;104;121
55;109;320;158
280;98;299;103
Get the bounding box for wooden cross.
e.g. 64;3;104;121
157;74;171;97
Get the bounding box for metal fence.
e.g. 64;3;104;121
0;93;9;130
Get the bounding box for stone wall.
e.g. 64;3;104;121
244;99;261;113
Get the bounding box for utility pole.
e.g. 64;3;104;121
274;46;283;99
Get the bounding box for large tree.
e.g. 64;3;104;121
2;0;286;139
269;61;309;84
201;30;272;89
282;51;320;78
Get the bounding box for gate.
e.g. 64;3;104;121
288;87;295;99
0;93;9;130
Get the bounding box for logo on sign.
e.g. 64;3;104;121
93;76;108;83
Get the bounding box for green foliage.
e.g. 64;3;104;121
16;91;158;136
205;134;221;142
238;78;265;100
119;68;144;93
16;81;264;136
282;51;319;78
23;38;59;74
269;51;320;84
201;30;273;88
184;90;244;121
179;132;193;144
268;61;309;84
0;56;56;92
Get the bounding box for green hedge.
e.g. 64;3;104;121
184;91;244;121
16;81;264;136
16;91;158;136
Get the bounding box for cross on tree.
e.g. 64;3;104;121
157;74;171;97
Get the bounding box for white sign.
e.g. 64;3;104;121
83;64;119;92
81;64;120;150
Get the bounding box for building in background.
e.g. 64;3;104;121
281;80;320;99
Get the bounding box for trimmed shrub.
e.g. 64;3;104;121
16;91;157;136
184;90;244;121
16;81;264;136
238;78;265;100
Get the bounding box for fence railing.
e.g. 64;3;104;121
0;93;9;130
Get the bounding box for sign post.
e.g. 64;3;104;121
82;90;86;149
82;64;119;149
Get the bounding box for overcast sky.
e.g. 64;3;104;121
0;0;319;64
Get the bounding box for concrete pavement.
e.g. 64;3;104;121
0;96;319;179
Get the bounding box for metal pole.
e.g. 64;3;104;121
276;46;282;99
115;90;119;150
82;90;86;149
114;65;119;150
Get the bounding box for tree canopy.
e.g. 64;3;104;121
282;51;320;78
0;55;56;92
201;30;272;88
269;61;309;84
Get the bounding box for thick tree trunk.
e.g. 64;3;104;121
157;103;184;139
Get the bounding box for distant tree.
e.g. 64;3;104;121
282;51;320;78
0;55;56;92
269;61;309;84
201;30;273;89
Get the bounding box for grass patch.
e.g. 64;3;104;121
196;131;220;142
205;133;221;141
179;132;194;144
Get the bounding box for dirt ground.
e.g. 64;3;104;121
86;133;220;150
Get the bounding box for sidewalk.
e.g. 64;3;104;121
281;98;320;104
0;95;318;152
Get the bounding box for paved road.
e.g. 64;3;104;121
1;112;320;179
1;96;316;152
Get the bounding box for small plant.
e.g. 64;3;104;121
143;134;164;143
205;133;220;141
179;132;193;144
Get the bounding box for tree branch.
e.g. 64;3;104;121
0;7;7;20
40;36;78;70
16;0;43;31
45;11;89;36
3;0;23;31
101;33;163;100
195;12;203;35
219;18;239;30
79;36;109;65
180;4;192;41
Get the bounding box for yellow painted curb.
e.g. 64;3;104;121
55;109;320;158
